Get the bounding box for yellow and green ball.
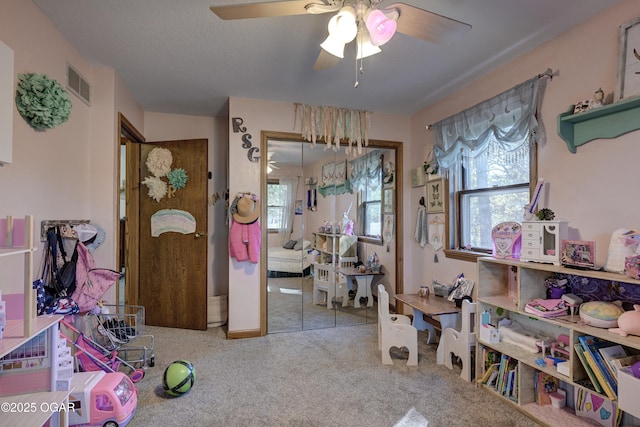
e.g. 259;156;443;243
163;360;196;397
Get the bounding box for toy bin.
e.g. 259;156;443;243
618;367;640;418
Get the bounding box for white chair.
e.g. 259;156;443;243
313;262;349;309
436;300;477;381
377;284;418;366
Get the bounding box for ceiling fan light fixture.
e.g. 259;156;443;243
365;9;397;47
356;31;381;59
332;5;357;43
320;33;346;58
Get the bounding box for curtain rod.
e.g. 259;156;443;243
425;68;555;130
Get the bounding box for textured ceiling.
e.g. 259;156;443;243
33;0;621;118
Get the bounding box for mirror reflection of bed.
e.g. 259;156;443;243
262;132;402;333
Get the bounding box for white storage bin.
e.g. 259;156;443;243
618;367;640;418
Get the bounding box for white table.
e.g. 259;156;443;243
340;267;383;308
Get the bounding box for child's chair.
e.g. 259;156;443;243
313;263;349;309
377;284;418;366
436;299;477;381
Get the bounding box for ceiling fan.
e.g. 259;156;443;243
210;1;471;71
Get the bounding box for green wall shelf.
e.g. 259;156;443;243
318;180;352;197
557;95;640;153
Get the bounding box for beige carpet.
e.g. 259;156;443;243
127;323;542;427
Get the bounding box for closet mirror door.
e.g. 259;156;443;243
263;132;402;334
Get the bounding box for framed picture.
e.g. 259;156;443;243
615;17;640;101
383;188;394;214
295;200;302;215
426;178;444;213
561;240;595;269
411;167;424;187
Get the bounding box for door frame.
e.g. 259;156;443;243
259;131;404;335
117;113;145;306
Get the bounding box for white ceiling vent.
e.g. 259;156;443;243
66;63;91;105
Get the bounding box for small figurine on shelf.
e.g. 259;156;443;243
589;88;605;110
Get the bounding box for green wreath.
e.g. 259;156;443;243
15;73;72;130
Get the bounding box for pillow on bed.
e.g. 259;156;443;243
294;239;311;251
283;239;297;250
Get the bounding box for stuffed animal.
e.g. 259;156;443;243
609;304;640;337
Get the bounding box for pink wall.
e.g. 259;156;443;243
0;0;143;304
228;97;409;333
409;0;640;295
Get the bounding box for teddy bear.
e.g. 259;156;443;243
609;304;640;337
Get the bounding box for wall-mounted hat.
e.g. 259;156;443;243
232;195;260;224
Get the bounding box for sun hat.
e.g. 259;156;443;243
232;194;260;224
75;223;98;243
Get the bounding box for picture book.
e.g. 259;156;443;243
574;343;603;393
574;388;621;427
582;345;616;400
480;363;499;385
534;370;558;406
579;335;618;396
598;345;627;379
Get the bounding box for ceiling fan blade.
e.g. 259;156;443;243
386;3;471;45
313;49;340;71
210;0;327;20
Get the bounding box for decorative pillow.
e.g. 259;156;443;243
294;239;311;251
579;301;624;328
283;240;296;250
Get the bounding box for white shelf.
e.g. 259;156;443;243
476;257;640;425
0;316;62;357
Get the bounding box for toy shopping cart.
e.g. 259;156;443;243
60;319;145;383
85;304;155;369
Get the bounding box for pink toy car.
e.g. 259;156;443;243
69;371;137;427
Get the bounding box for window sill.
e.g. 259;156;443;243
444;249;490;263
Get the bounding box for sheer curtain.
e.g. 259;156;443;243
278;176;299;246
432;77;541;176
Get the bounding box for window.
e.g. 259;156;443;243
358;167;382;238
456;147;532;252
351;150;384;242
432;77;542;256
266;180;286;232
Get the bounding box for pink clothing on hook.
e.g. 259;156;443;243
229;220;261;264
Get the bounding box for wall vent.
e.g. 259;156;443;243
66;63;91;105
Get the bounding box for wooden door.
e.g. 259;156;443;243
138;139;208;330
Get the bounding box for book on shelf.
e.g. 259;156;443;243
480;363;500;384
578;335;618;399
598;344;627;379
574;343;603;394
487;369;499;388
496;354;509;393
534;370;558;406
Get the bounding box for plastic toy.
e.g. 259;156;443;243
163;360;196;397
609;304;640;337
69;371;137;427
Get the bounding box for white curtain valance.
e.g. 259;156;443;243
294;103;371;155
432;77;541;176
349;149;382;192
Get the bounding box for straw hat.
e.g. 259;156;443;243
233;195;260;224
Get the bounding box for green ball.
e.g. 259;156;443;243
163;360;196;397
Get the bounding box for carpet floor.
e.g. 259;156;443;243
127;322;542;427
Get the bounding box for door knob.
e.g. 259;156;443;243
195;232;207;238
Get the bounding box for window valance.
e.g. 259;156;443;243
349;149;382;192
294;103;371;155
432;77;541;176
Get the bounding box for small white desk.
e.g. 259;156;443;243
340;267;383;308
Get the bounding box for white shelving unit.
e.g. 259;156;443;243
0;215;69;427
475;256;640;426
312;232;357;265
